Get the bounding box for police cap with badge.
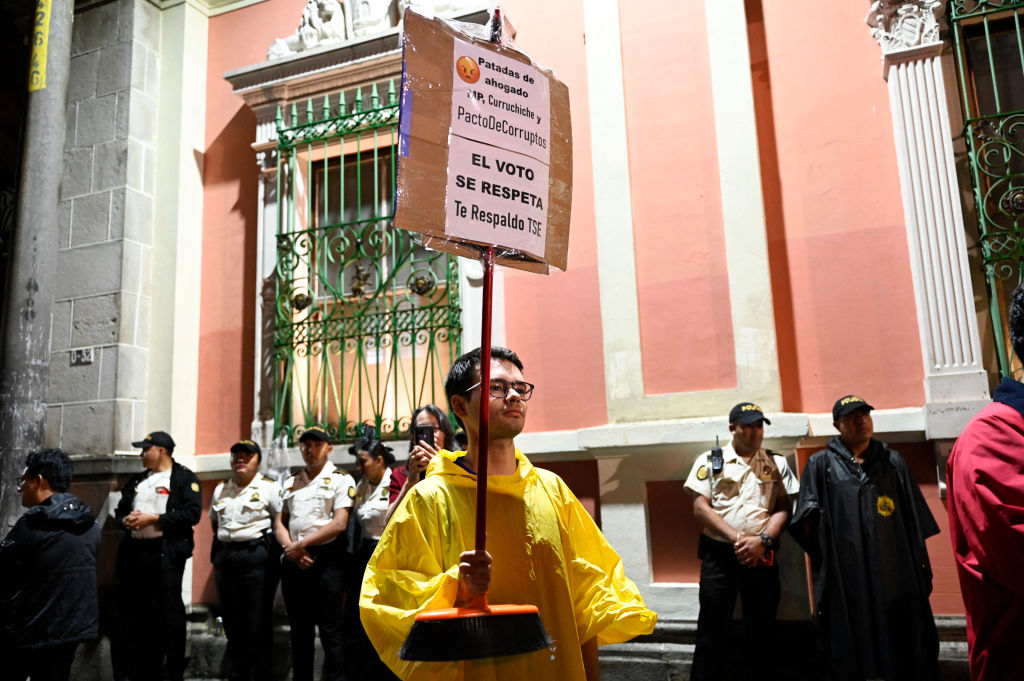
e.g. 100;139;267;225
132;430;176;450
728;402;771;426
832;395;874;420
298;426;331;443
230;439;262;460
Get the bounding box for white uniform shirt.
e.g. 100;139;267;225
354;467;393;542
210;475;283;543
684;443;800;542
282;465;356;543
131;469;172;539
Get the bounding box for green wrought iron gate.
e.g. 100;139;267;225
951;0;1024;377
274;81;462;444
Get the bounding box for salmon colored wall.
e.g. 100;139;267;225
647;479;702;582
535;459;601;526
496;0;608;432
192;479;219;603
794;441;964;616
752;0;924;413
196;0;308;454
620;0;736;395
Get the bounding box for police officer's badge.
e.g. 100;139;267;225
250;492;260;502
696;465;708;481
876;495;895;517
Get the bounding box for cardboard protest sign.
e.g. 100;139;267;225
394;9;572;274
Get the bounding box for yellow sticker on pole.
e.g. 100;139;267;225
28;0;52;92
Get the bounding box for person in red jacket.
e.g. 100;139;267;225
947;283;1024;681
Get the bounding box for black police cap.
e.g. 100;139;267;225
131;431;175;450
832;395;874;421
728;402;771;426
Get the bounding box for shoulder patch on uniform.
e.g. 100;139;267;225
347;487;356;499
191;482;200;493
262;475;274;482
696;465;708;481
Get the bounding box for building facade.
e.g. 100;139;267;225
3;0;1023;674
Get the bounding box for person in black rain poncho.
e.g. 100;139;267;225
790;395;939;681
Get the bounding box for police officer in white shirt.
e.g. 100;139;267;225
114;431;201;681
684;403;800;681
273;426;355;681
210;440;282;681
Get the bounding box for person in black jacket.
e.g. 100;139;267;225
0;448;101;681
115;431;201;681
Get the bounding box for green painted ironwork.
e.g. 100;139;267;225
274;80;462;443
951;0;1024;377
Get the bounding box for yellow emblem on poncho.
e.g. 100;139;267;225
696;465;708;481
191;482;200;493
876;495;895;517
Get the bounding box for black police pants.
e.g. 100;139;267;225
280;541;346;681
691;537;781;681
214;540;279;681
117;538;187;681
8;642;78;681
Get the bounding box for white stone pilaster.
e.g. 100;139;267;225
869;0;990;438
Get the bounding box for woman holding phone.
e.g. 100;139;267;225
384;404;456;524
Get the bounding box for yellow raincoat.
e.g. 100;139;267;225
360;449;657;680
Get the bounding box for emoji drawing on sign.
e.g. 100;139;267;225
456;56;480;84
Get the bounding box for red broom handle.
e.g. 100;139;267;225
475;246;495;553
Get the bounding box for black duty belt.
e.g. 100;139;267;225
223;532;272;550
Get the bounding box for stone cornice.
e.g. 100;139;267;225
225;8;490;122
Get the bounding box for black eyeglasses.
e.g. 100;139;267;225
466;378;535;401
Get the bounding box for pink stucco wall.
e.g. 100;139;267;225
751;0;925;413
197;0;307;455
620;0;737;396
496;0;610;431
196;0;928;455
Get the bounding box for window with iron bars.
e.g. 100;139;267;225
951;0;1024;378
273;81;462;444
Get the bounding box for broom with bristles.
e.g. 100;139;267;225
398;245;552;661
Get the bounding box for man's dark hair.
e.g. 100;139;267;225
444;346;524;427
24;448;73;493
1011;283;1024;362
409;404;457;450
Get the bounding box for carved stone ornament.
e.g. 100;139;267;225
865;0;947;53
268;0;479;60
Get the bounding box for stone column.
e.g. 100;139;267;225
251;146;278;449
0;0;73;532
867;0;990;439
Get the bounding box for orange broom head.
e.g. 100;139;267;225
399;601;552;661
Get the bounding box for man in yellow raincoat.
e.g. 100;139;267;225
360;346;657;680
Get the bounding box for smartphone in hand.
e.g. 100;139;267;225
414;424;435;448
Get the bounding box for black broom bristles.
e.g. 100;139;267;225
399;607;552;661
